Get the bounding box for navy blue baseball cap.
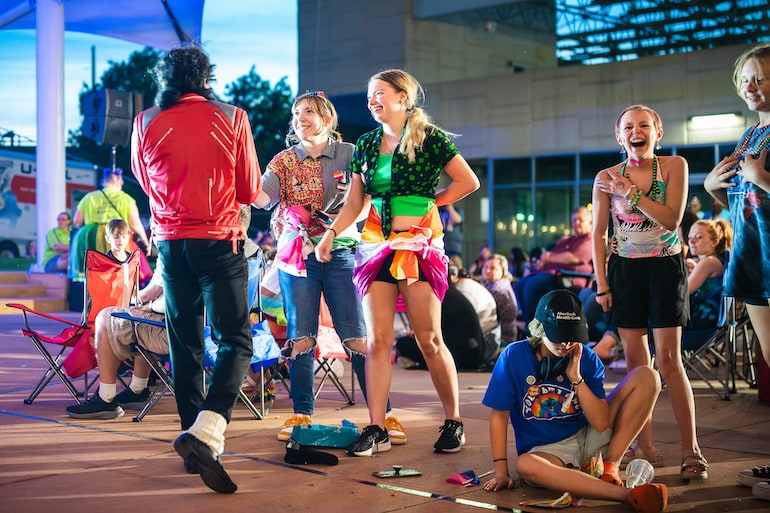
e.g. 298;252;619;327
534;289;589;345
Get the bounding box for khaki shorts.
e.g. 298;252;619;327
528;424;612;469
97;307;167;361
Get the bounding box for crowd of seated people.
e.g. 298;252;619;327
684;218;733;332
506;245;529;283
480;254;519;344
396;264;501;371
513;206;594;325
467;243;493;281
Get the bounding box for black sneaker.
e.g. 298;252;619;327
433;419;465;453
114;387;150;409
66;395;125;420
184;459;200;474
347;425;391;457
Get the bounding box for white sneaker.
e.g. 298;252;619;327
753;480;770;501
384;415;408;445
277;413;312;441
738;463;770;487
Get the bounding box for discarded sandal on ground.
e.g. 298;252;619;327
628;482;668;513
680;452;708;480
622;443;664;468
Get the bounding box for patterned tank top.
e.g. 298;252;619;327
610;156;682;258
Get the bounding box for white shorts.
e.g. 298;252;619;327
528;424;612;469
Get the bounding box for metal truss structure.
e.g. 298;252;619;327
416;0;770;66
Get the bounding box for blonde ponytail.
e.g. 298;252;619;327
370;69;457;163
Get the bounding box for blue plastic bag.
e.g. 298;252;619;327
204;320;280;368
290;420;359;448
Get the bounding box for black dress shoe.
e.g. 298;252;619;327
184;459;199;474
173;433;237;494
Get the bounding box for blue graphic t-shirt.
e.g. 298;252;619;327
482;340;605;455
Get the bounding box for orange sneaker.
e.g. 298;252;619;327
384;415;408;445
628;483;668;513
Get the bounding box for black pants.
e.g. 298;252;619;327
158;239;252;430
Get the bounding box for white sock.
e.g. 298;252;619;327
129;376;149;393
98;382;117;403
186;410;227;456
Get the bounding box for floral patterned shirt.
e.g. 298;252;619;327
262;138;353;240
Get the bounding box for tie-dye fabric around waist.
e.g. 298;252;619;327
353;205;448;301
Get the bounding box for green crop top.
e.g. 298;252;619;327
370;154;434;217
352;126;459;235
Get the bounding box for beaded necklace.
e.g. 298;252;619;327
731;122;770;157
620;155;659;214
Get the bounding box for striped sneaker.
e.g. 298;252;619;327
384;415;408;445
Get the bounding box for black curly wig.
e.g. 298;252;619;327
153;44;215;110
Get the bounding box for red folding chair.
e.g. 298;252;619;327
6;250;140;405
313;295;356;405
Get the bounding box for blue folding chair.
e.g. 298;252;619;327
113;251;278;421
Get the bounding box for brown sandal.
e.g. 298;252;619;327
680;453;709;480
622;443;665;468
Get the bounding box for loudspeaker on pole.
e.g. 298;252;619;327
80;88;142;147
81;115;132;147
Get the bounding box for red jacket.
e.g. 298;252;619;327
131;94;260;242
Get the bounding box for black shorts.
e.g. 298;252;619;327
373;252;428;284
743;296;770;306
608;254;689;329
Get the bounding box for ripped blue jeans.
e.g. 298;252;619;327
279;249;366;415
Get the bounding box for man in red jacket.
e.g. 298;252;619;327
131;45;260;494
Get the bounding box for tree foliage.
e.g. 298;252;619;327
223;66;293;166
67;48;294;215
67;47;162;174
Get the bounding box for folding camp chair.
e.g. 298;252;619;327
682;296;755;401
116;253;278;421
313;326;356;405
303;294;355;405
6;250;140;405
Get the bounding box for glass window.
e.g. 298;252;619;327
534;186;575;250
493;158;530;185
579;152;621;180
486;144;736;266
718;143;737;158
492;187;533;255
535;155;575;182
677;145;716;176
579;184;593;208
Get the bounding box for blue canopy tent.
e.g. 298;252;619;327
0;0;204;266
